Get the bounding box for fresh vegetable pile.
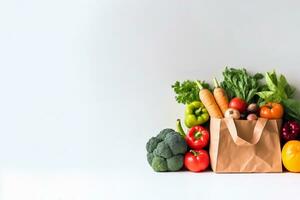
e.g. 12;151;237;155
146;67;300;173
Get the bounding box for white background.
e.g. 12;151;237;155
1;0;300;199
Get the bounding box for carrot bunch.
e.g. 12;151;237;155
196;79;228;119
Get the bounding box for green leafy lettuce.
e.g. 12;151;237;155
257;70;299;120
220;67;264;103
257;70;295;103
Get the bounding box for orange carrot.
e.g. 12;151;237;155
213;78;229;115
196;81;223;118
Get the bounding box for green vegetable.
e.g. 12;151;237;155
153;141;173;159
220;67;264;103
146;137;161;153
282;99;300;121
147;152;154;165
257;70;298;120
167;155;184;171
172;80;211;104
165;132;187;155
146;128;188;172
184;101;209;128
256;70;295;103
156;128;174;140
176;119;186;138
151;156;168;172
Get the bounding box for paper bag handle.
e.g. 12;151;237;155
224;118;268;146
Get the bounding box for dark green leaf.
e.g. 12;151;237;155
172;80;210;104
286;85;296;98
282;99;300;121
220;67;264;103
254;73;264;80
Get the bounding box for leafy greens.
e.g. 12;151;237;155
172;80;210;104
256;70;295;103
220;67;264;103
257;70;298;120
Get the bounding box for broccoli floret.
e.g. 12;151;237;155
146;137;161;153
165;133;187;155
151;156;168;172
167;155;184;171
147;153;154;165
146;129;188;172
165;131;177;139
153;141;172;159
157;128;175;140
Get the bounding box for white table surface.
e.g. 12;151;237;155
1;167;299;200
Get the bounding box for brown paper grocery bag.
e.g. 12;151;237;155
209;118;282;173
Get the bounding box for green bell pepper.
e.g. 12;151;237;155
184;101;209;128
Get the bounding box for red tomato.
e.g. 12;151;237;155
184;150;210;172
229;97;247;113
186;126;209;150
